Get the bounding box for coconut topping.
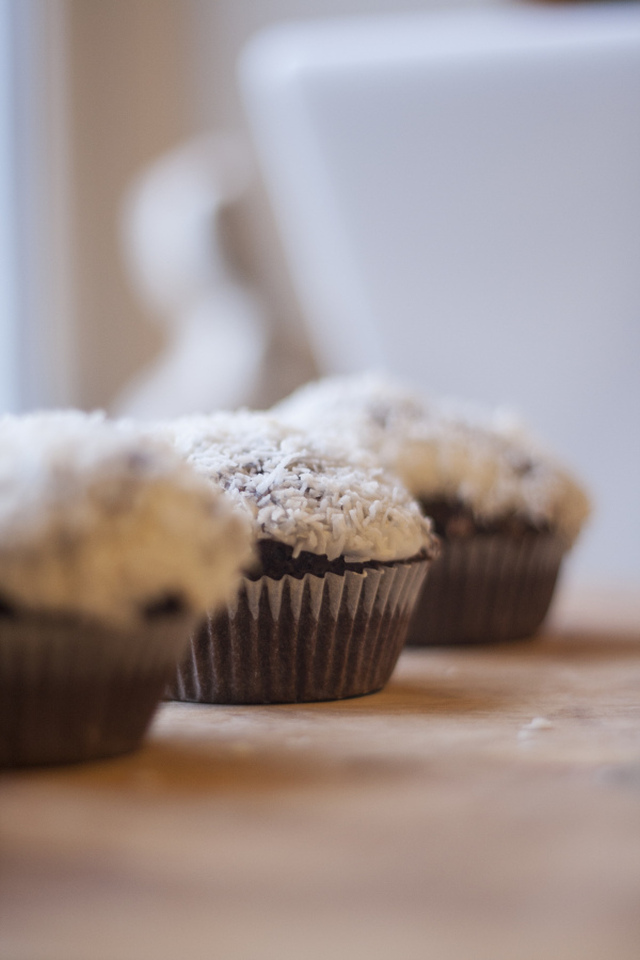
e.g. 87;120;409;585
274;373;590;546
0;411;252;627
158;410;437;563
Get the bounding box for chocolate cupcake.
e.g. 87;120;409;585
0;411;251;766
161;411;438;703
274;373;590;644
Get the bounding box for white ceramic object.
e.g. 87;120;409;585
240;5;640;582
116;134;268;418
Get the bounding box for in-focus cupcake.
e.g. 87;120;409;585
274;373;591;644
0;411;251;766
160;411;438;703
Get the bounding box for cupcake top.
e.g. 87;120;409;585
0;411;252;628
273;373;590;547
158;410;437;564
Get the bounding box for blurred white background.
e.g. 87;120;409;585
0;0;514;415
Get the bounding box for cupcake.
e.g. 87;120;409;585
274;373;590;644
0;411;251;766
160;410;438;703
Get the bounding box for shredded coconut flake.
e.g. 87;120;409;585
0;411;252;627
274;373;591;546
157;410;437;563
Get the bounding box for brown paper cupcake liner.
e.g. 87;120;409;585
0;612;195;767
406;533;565;645
169;558;429;704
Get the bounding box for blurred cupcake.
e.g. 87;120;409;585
274;373;590;644
161;410;438;703
0;411;250;766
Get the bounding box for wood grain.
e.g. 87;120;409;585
1;586;639;960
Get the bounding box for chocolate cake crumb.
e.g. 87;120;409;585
247;539;429;581
0;595;17;618
420;498;550;540
142;592;187;620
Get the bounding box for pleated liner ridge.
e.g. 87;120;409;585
406;533;565;645
169;558;429;704
0;613;196;767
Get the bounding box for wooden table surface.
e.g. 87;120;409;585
1;583;639;960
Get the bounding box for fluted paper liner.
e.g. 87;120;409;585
0;612;196;766
406;534;565;645
169;558;429;704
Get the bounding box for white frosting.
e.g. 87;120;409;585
274;373;591;546
158;410;437;563
0;411;252;627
